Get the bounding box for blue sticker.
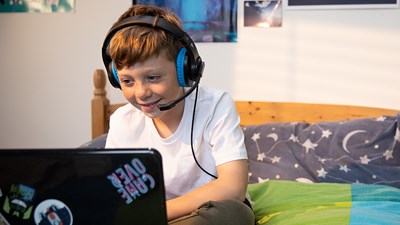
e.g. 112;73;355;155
33;199;73;225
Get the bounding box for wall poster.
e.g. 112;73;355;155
0;0;75;13
244;1;282;28
287;0;399;9
133;0;238;43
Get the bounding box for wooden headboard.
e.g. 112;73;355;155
92;69;399;139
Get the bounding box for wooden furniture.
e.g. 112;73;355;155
92;69;399;139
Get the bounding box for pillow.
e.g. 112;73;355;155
247;180;400;225
243;113;400;188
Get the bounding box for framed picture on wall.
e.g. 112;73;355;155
0;0;75;13
244;1;283;28
286;0;399;9
132;0;238;42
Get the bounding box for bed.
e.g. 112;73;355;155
89;69;400;225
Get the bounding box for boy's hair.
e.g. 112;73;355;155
109;5;184;70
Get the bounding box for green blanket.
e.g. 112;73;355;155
247;180;400;225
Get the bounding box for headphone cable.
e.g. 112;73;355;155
190;86;218;179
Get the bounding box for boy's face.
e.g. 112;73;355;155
116;50;183;119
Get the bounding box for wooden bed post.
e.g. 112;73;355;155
91;69;110;139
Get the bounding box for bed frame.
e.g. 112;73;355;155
92;69;399;139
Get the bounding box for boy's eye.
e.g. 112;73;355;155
148;75;160;82
120;78;134;85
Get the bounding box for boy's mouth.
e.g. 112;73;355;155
139;99;162;108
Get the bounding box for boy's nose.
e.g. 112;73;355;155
136;83;152;100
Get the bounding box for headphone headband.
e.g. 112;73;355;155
102;15;204;89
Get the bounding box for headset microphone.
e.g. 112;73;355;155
157;79;200;111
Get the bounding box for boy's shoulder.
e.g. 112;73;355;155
197;86;233;103
193;86;235;112
198;85;227;97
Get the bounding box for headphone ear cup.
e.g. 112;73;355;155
176;48;189;87
108;62;121;89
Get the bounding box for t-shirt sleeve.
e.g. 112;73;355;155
206;93;248;166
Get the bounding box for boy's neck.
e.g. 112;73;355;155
152;100;185;138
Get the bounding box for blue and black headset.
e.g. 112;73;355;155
101;15;204;90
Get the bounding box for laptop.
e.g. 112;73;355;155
0;148;167;225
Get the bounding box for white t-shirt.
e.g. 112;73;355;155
105;86;248;200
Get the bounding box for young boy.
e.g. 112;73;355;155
102;4;254;224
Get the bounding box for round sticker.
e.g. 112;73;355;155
33;199;73;225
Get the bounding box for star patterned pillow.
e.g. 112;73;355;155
243;113;400;188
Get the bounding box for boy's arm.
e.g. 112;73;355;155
166;159;248;221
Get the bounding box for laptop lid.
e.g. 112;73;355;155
0;148;167;225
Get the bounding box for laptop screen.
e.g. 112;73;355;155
0;149;167;225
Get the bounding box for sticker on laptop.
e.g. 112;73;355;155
2;184;36;220
107;157;156;204
33;199;73;225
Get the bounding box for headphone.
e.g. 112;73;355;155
101;15;205;90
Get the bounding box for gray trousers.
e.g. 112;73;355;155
168;199;255;225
